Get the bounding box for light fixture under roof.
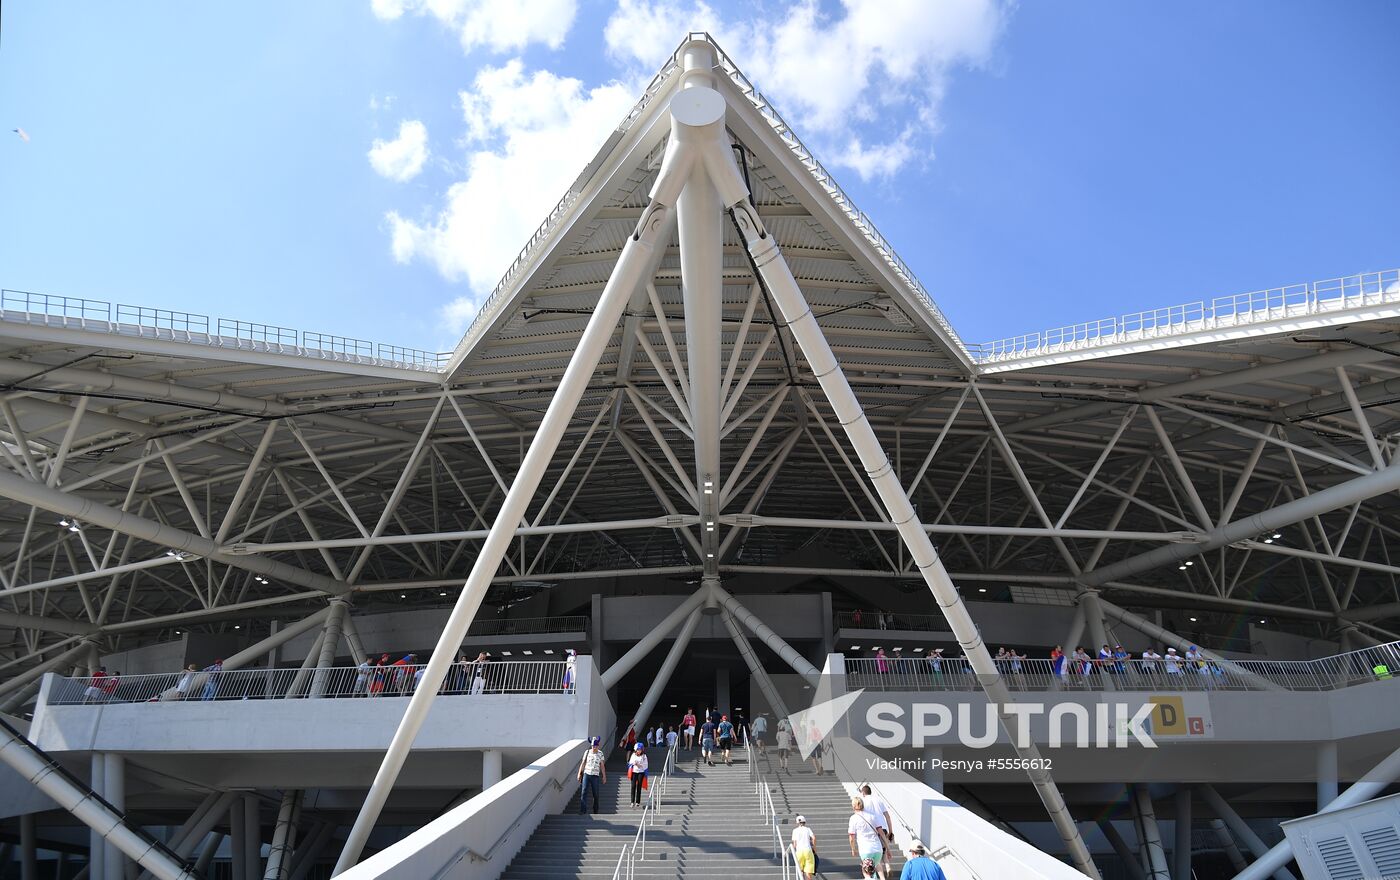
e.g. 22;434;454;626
914;647;925;652
1271;533;1282;539
544;649;554;655
978;587;987;592
500;650;512;656
1184;561;1194;566
1189;617;1198;622
522;650;533;656
850;645;860;650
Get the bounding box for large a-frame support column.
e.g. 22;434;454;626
332;81;708;876
713;126;1101;875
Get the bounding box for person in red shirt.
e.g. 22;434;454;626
682;708;697;750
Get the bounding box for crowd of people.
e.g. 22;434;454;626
72;647;581;702
856;641;1227;687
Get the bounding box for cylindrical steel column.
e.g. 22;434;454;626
711;584;820;684
1133;786;1171;880
310;599;349;698
332;134;692;874
1096;820;1148;880
1173;788;1192;880
89;753;105;880
102;754;125;880
721;607;792;723
723;161;1099;875
632;607;703;735
601;588;709;689
1210;819;1248;872
1198;786;1296;880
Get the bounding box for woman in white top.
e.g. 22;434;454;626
627;743;649;807
848;796;889;880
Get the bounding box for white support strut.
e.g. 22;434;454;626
714;140;1101;875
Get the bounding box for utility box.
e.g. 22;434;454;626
1281;791;1400;879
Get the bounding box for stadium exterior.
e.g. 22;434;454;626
3;32;1400;880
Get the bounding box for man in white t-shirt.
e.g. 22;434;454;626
848;796;889;880
858;784;892;836
791;814;818;880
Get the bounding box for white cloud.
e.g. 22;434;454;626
373;0;1008;337
369;119;430;182
372;0;579;53
384;61;638;332
605;0;1008;180
839;131;917;181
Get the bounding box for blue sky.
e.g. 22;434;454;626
2;1;1397;355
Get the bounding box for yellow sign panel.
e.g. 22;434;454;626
1148;696;1187;736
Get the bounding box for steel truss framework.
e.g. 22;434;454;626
0;30;1398;880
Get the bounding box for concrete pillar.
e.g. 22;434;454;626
922;746;944;791
1317;740;1339;808
481;749;503;791
230;797;246;880
243;795;261;880
1173;788;1191;880
103;754;125;880
821;592;835;657
715;666;730;719
89;753;105;880
20;812;37;880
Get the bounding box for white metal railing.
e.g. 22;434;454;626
746;725;784;859
0;288;453;372
970;269;1400;364
845;639;1400;693
613;739;678;880
781;843;804;880
46;660;569;705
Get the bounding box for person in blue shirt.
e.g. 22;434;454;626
898;841;946;879
1112;646;1129;676
716;715;736;765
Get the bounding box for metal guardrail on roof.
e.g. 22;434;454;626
968;269;1400;365
453;32;977;369
0;289;453;372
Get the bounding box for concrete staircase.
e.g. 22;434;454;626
499;746;784;879
753;746;894;880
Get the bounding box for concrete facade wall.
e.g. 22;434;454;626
337;738;586;880
30;657;600;756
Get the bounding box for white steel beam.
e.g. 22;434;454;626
721;146;1099;873
332;116;694;874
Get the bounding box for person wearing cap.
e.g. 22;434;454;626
1164;646;1182;676
790;814;818;880
627;742;649;807
577;736;607;815
1113;645;1129;676
900;840;947;879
